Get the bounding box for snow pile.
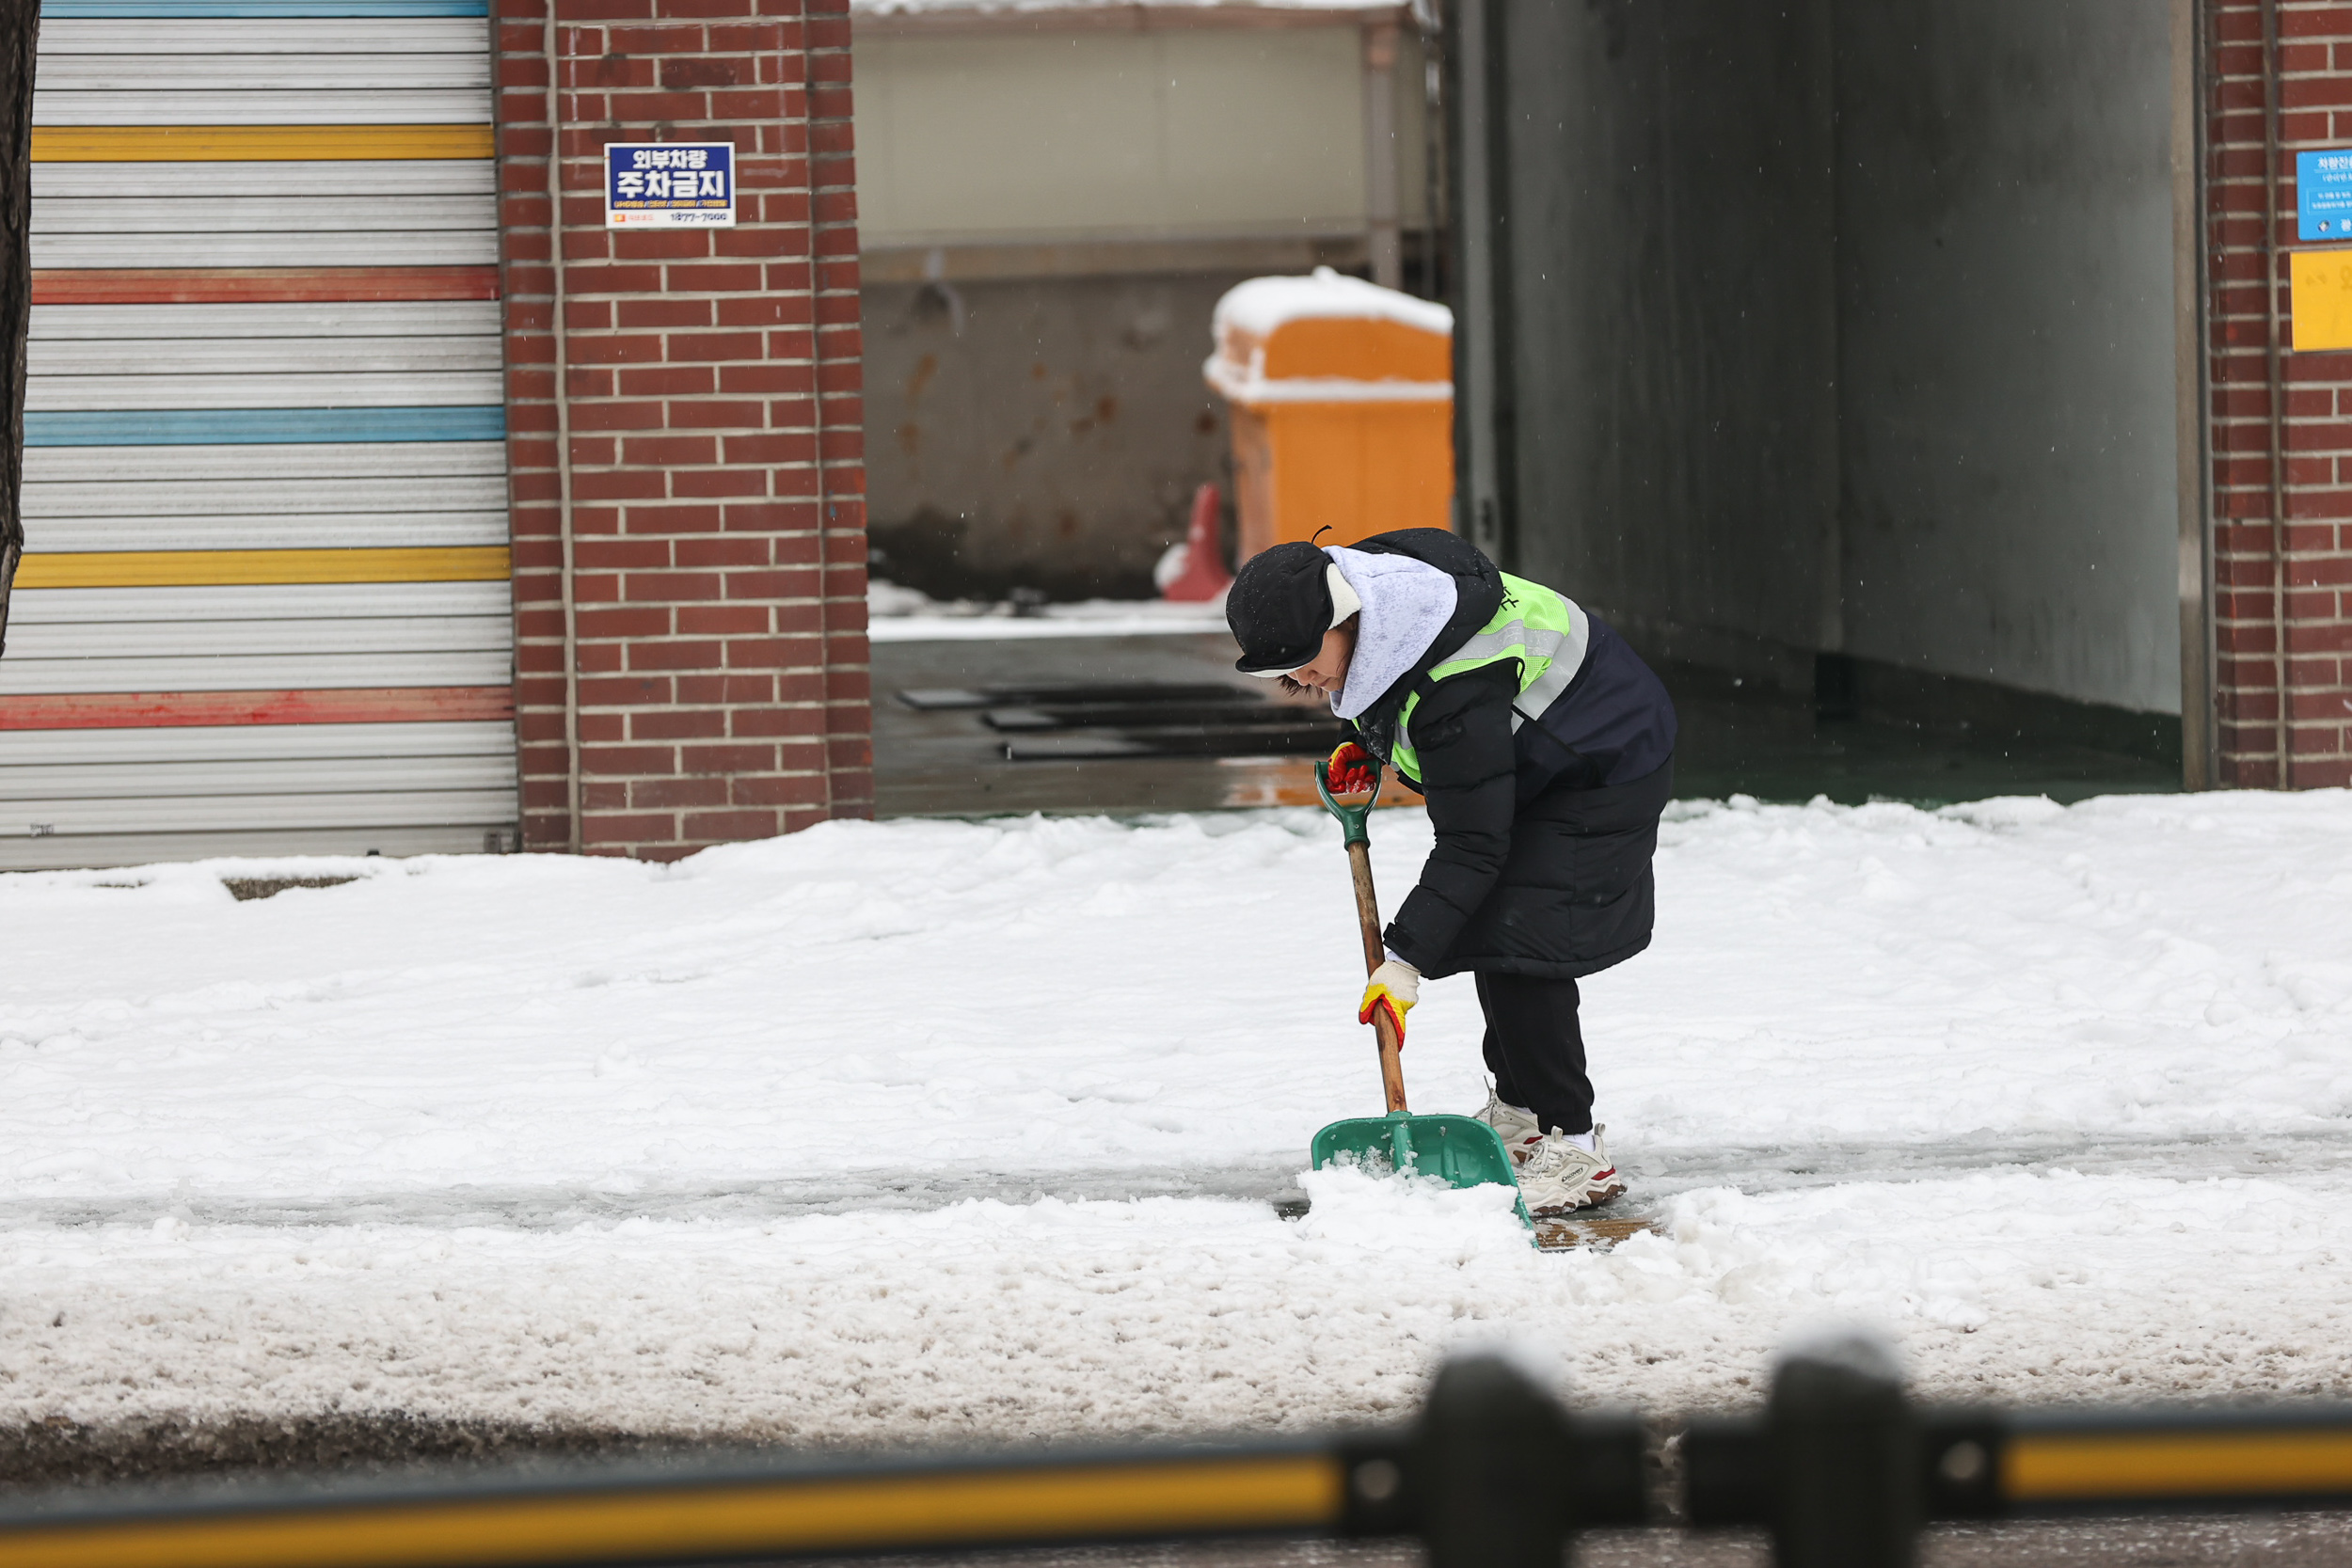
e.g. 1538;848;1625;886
1212;266;1454;341
10;1171;2349;1442
5;792;2352;1445
866;578;1225;641
866;577;948;618
1205;269;1454;407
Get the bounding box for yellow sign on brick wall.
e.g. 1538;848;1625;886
2292;249;2352;351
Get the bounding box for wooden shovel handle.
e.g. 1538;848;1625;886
1372;1004;1408;1114
1346;840;1409;1114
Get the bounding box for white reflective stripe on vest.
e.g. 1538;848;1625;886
1432;604;1591;732
1508;611;1591;728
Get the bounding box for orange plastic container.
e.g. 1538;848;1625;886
1204;267;1454;562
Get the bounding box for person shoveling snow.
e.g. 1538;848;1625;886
1227;529;1677;1214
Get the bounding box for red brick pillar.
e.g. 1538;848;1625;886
2207;0;2352;788
495;0;872;857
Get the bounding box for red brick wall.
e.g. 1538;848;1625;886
2208;0;2352;787
495;0;871;857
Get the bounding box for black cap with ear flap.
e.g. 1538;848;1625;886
1228;541;1336;673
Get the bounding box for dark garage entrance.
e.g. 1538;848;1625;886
1444;0;2203;793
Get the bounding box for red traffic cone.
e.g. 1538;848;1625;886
1157;483;1235;603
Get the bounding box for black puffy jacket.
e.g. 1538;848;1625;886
1338;531;1677;982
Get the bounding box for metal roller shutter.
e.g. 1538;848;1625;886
2;0;516;870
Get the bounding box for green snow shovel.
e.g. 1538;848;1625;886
1307;755;1531;1227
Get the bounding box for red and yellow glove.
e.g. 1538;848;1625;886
1325;739;1376;796
1359;958;1421;1045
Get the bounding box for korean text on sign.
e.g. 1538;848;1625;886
2297;149;2352;241
605;142;736;229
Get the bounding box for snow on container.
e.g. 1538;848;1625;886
1203;267;1454;562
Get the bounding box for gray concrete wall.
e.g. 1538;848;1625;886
1497;0;1841;677
862;274;1239;600
1833;0;2182;714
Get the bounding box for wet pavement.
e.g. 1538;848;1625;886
871;633;2179;819
872;632;1338;817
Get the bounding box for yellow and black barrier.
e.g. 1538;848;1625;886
7;1341;2352;1568
0;1449;1360;1568
0;1358;1645;1568
1685;1333;2352;1568
1987;1414;2352;1508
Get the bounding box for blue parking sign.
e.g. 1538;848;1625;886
605;142;736;229
2298;149;2352;241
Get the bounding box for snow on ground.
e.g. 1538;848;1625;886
5;791;2352;1444
866;579;1225;641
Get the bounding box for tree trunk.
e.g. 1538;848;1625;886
0;0;35;657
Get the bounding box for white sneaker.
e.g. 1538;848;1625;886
1473;1089;1626;1208
1472;1085;1542;1158
1515;1123;1627;1215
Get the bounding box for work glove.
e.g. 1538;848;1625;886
1359;958;1421;1045
1325;739;1376;796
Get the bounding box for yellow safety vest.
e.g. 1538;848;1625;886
1388;573;1590;785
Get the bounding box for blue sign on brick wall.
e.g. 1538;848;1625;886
605;142;736;230
2298;149;2352;240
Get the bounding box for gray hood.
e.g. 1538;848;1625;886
1326;545;1461;721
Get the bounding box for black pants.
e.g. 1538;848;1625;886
1475;971;1592;1135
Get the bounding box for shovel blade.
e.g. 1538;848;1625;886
1310;1111;1522;1192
